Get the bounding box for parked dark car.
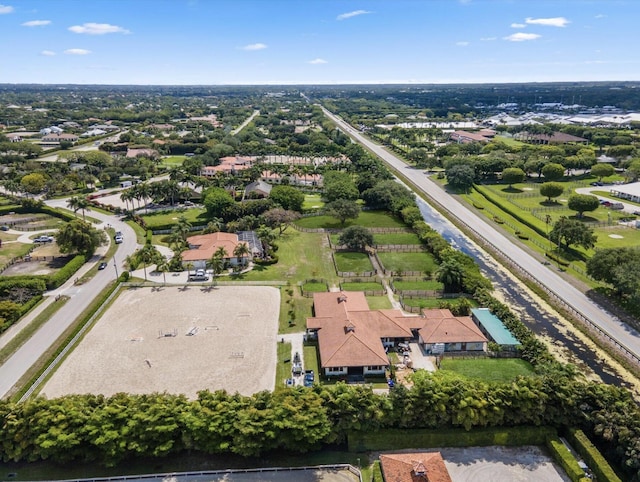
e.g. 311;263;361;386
98;262;107;270
303;370;314;387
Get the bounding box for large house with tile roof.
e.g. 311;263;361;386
306;292;488;377
379;452;453;482
181;232;249;268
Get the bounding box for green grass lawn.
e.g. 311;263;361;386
303;194;325;211
373;232;422;245
439;358;535;383
377;252;438;274
303;344;320;378
393;280;444;291
303;281;328;293
295;210;407;230
278;294;313;334
401;297;470;309
0;239;32;266
494;135;526;147
595;225;640;249
366;296;393;310
275;341;293;389
333;252;374;273
231;231;338;284
341;281;384;291
161;155;186;166
140;208;208;229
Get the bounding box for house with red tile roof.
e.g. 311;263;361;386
307;291;414;378
182;232;249;268
379;452;452;482
200;156;254;177
411;308;487;354
449;130;491;144
307;294;488;377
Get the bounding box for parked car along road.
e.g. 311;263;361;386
33;235;54;243
304;370;314;387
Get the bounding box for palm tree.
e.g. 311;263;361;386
435;258;465;293
156;256;169;285
207;252;225;286
138;244;158;282
66;196;81;217
233;242;251;266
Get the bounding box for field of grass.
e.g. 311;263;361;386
303;344;320;378
494;135;526;147
377;252;438;274
295;210;407;229
333;252;374;273
594;225;640;249
303;194;325;211
341;281;384;292
439;358;535;383
0;239;32;266
161;156;186;166
373;232;422;245
393;279;444;291
302;281;328;293
365;296;393;310
232;231;337;284
275;341;293;389
401;297;470;309
140;208;208;229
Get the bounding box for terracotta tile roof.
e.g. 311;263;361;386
181;232;248;262
307;292;413;369
380;452;452;482
417;309;487;344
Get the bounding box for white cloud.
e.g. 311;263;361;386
241;43;267;51
480;37;497;41
336;10;371;21
22;19;51;27
40;50;56;56
308;58;328;64
456;41;469;47
64;48;91;55
504;32;541;42
0;4;13;14
525;17;569;27
68;22;129;35
510;23;525;28
595;14;606;19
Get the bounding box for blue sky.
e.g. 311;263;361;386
0;0;638;85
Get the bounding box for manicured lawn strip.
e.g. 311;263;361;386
302;282;328;293
494;135;526;147
439;358;536;383
232;231;337;284
401;297;471;309
302;194;325;211
341;281;384;291
303;344;320;377
377;252;438;273
296;210;407;229
373;232;422;245
125;220;147;245
393;280;444;291
366;296;393;310
279;293;313;335
140;208;208;229
275;341;292;389
333;252;373;273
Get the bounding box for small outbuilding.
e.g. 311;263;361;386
471;308;520;351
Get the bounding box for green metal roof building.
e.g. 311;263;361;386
471;308;520;348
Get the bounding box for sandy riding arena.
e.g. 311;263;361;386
41;285;280;399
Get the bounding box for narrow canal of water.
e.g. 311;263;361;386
416;197;629;387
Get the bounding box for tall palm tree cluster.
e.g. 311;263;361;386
119;180;194;212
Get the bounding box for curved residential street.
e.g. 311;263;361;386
0;201;139;398
321;107;640;364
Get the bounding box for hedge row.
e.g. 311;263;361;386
46;255;86;289
545;435;589;482
348;426;557;452
567;429;622;482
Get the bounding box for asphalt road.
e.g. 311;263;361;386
0;201;139;398
321;107;640;363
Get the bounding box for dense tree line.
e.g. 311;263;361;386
0;373;638;479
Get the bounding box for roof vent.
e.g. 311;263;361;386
412;460;427;477
338;294;348;303
345;322;355;333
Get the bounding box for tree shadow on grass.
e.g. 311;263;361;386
501;187;524;194
539;200;562;207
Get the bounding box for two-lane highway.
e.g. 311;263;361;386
322;106;640;363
